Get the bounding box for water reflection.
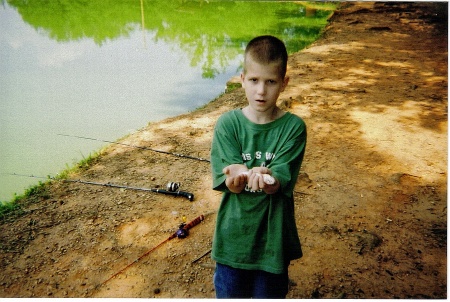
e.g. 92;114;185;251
1;0;335;201
7;0;334;78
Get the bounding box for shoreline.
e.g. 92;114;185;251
2;5;337;203
1;2;447;298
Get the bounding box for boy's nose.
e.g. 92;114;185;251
257;83;266;95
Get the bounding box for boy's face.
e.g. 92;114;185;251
241;55;289;115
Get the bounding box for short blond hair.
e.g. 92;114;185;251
244;35;288;78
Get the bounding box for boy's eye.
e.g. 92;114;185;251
247;78;277;84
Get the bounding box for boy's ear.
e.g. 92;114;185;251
240;72;245;87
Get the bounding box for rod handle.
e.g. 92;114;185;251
177;190;195;202
183;215;205;230
155;189;194;201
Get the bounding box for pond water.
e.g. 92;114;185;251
0;0;335;201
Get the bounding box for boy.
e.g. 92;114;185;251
210;35;307;298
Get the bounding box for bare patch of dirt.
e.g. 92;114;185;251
0;2;447;298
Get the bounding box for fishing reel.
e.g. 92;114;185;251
166;182;181;192
159;182;194;201
175;223;189;239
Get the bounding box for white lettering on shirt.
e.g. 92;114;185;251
241;151;275;162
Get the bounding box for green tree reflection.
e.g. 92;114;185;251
7;0;336;78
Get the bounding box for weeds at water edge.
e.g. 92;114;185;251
0;151;101;223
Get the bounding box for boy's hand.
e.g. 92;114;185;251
246;167;280;194
223;164;249;193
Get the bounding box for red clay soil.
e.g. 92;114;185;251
0;2;447;298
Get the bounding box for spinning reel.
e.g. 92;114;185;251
166;182;181;192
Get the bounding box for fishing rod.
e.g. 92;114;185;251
6;173;194;201
56;135;277;184
57;133;210;163
100;214;205;287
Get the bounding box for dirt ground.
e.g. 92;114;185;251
0;2;447;299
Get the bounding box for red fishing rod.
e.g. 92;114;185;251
100;214;205;287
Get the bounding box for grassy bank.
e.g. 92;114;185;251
0;151;101;220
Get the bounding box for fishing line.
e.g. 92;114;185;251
56;134;275;184
57;133;210;163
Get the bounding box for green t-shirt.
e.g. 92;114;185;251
210;109;307;274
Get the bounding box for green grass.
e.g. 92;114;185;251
0;151;101;223
225;82;242;93
58;151;100;179
0;181;48;222
0;200;22;219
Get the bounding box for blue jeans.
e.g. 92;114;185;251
213;263;289;299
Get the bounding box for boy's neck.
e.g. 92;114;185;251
242;105;285;124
